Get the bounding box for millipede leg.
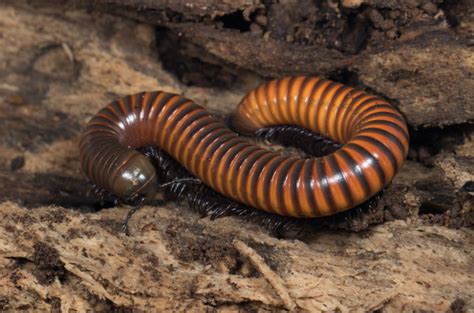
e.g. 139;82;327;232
310;191;384;231
90;184;144;235
91;184;119;209
182;180;306;238
159;177;202;188
255;125;387;232
255;125;342;157
121;205;141;235
139;146;306;238
138;145;386;237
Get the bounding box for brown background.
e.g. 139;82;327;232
0;0;472;311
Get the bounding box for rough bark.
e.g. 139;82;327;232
72;0;474;128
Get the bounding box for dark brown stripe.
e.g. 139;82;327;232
99;107;120;123
222;143;252;174
329;84;349;116
239;150;268;185
249;153;275;207
174;110;209;139
110;101;127;122
201;128;232;155
208;136;242;187
357;135;397;171
189;123;225;171
165;105;202;152
357;127;406;161
276;159;294;216
305;78;328;128
346;143;386;186
327;154;354;208
154;93;176;117
149;93;177;142
264;80;277;121
142;91;159;130
133;92;146;110
275;78;286;121
359;111;405;124
109;151;140;187
315;82;338;131
185;121;222;165
175;112;212;161
122;94;134;114
338;149;370;198
221;143;253;196
290;160;305;216
256;85;270;123
185;119;219;150
200;130;235;179
89;116;119;131
250;152;277;204
359;120;409;144
261;156;284;210
334;86;354;142
156;97;190;142
317;159;336;212
340;92;367;136
303;160;318;216
293;77;312;123
229;146;259;185
323;83;345;136
103;101;122;121
350;103;394;128
183;117;221;157
238;149;267;202
345;97;378;129
200;126;228;149
97;145;125;185
86;143;117;181
286;77;296;120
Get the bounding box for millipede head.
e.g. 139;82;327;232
110;152;158;201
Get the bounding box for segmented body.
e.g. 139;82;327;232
79;76;409;217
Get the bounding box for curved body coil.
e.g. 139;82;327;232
79;76;409;217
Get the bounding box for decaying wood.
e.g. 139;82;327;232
0;0;472;311
67;0;474;128
0;203;473;311
233;239;296;311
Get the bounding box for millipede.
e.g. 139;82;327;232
79;76;409;218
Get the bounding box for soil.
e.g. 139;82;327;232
0;0;472;311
